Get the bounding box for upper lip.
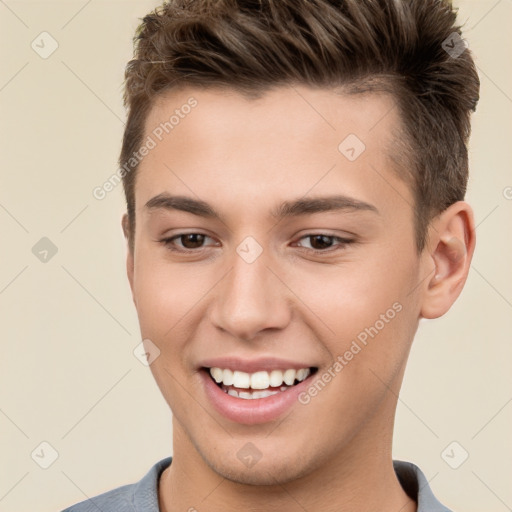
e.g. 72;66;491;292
198;356;317;373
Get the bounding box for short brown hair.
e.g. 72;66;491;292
120;0;480;253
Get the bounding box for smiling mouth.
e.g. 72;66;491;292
201;366;318;400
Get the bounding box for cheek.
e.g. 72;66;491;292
291;256;412;326
132;251;204;340
132;254;205;400
286;250;419;368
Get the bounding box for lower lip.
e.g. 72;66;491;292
200;369;315;425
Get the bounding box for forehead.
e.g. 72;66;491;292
136;85;412;223
145;85;401;153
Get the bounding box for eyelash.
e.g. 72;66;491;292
159;233;354;254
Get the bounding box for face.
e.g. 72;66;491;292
125;85;428;485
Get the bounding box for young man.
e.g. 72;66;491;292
63;0;479;511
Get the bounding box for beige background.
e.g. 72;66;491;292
0;1;511;511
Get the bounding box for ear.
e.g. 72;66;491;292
420;201;476;319
121;213;136;305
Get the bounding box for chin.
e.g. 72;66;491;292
211;460;304;486
201;443;323;487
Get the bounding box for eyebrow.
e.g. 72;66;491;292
144;193;379;220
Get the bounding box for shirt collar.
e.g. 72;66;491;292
394;460;453;512
133;457;452;512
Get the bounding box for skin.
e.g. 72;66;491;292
122;85;475;512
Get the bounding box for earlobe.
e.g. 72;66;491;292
420;202;476;319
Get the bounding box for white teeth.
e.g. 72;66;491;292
283;369;296;386
227;388;281;400
296;368;309;381
250;371;270;390
209;367;312;389
222;369;234;386
269;370;284;387
232;370;251;389
210;367;223;383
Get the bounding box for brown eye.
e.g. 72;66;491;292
178;233;206;249
295;234;354;252
160;233;218;252
308;235;335;250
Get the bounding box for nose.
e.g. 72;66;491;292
208;248;291;341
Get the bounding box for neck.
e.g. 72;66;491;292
158;408;416;512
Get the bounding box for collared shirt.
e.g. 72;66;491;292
61;457;452;511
